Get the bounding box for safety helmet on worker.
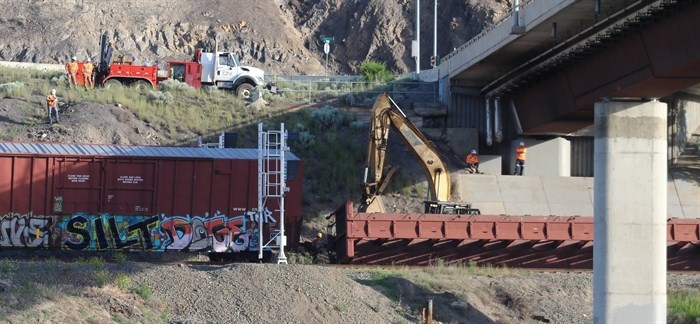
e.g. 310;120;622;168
86;57;91;62
316;232;323;238
519;141;525;146
71;56;77;61
50;89;56;94
470;149;477;154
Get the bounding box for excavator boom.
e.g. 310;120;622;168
360;94;477;214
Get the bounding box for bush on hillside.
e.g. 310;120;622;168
145;90;174;105
360;59;394;83
309;106;346;129
158;79;195;93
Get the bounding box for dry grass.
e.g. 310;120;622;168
0;258;169;324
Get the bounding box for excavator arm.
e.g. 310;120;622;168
359;93;453;213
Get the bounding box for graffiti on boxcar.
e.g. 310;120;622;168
60;214;160;251
59;208;273;252
160;208;270;252
0;213;53;248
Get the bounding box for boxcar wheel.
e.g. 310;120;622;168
208;252;222;262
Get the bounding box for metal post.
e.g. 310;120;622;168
257;123;264;260
416;0;420;76
433;0;437;64
277;122;287;264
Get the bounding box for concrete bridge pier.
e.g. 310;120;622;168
593;100;667;323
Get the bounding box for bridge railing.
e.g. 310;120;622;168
442;0;535;63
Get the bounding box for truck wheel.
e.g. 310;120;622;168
104;79;122;89
133;80;151;91
236;83;254;99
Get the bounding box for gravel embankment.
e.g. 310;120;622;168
1;259;700;323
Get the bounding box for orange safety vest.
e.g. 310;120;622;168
46;93;58;107
83;62;94;75
66;61;78;74
516;146;527;160
466;153;479;164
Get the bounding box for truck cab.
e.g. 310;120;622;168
198;51;265;98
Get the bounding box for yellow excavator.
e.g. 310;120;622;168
359;93;480;215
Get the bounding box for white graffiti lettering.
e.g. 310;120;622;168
245;207;276;224
0;213;53;248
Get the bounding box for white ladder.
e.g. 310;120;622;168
257;123;289;264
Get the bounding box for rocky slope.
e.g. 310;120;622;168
0;0;510;75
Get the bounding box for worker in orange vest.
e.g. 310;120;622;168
514;141;526;176
82;57;94;90
65;56;79;88
465;149;482;174
46;89;59;124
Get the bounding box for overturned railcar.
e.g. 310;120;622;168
0;143;303;257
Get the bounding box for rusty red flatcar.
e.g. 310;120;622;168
0;142;303;255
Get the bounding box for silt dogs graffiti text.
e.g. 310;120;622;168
59;208;274;252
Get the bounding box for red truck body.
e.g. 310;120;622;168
74;61;202;89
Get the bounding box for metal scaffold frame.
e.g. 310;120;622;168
258;123;289;264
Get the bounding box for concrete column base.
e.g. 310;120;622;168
593;100;667;323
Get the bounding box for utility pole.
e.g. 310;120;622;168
416;0;420;76
433;0;437;67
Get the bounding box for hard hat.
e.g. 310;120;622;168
51;89;56;94
71;56;77;61
470;149;477;154
86;57;91;62
519;141;525;146
316;232;323;238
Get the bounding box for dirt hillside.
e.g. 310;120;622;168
0;0;510;75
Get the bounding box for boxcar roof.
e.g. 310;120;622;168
0;142;300;160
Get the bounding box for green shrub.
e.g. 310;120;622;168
87;256;105;269
114;274;131;291
0;81;29;99
146;90;174;105
158;79;195;93
360;59;394;83
291;124;315;150
0;259;17;275
93;270;111;287
309;106;346;130
131;283;152;300
114;252;128;264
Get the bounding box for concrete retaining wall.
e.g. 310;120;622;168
457;173;698;218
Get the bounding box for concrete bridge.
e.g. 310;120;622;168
417;0;700;178
414;0;700;322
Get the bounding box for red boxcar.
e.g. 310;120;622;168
0;143;303;255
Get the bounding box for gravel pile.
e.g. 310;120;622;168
127;262;412;323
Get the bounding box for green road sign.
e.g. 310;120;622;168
321;36;335;42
